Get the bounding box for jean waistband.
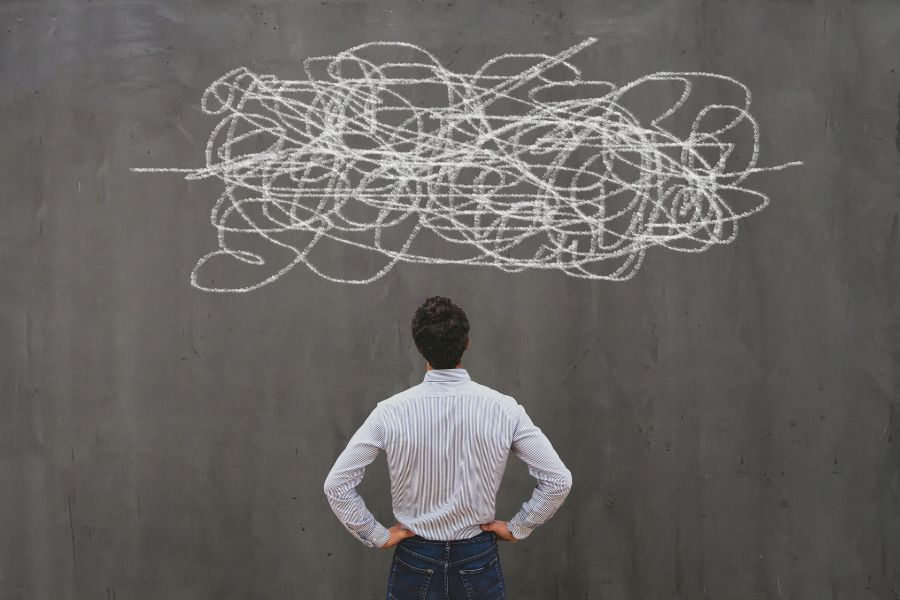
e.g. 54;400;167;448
403;530;495;546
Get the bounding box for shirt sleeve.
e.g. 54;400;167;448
506;402;573;541
322;404;392;548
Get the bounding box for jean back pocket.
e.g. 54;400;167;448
458;552;504;599
388;555;434;600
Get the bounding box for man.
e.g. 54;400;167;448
323;296;573;599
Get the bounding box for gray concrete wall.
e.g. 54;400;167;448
1;0;898;598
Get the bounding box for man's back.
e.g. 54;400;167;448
324;366;573;547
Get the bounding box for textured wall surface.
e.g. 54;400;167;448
1;1;898;598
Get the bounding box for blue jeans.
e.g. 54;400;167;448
385;530;506;600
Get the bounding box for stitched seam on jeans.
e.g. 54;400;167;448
449;545;497;567
388;561;397;595
403;532;491;546
458;555;499;574
459;570;475;600
445;542;450;600
420;571;433;600
394;555;434;575
396;545;444;566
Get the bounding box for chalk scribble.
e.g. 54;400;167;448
133;37;801;292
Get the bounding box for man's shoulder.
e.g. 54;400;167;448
371;385;407;411
377;380;519;411
467;380;519;407
376;382;427;406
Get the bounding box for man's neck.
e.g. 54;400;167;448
426;363;463;371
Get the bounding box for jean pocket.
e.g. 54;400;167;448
458;552;504;600
388;555;434;600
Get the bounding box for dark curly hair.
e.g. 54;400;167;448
411;296;470;369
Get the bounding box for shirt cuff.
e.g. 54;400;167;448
369;524;391;548
506;519;534;541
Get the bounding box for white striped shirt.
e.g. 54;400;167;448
323;367;573;548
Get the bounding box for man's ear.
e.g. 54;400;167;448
466;337;470;349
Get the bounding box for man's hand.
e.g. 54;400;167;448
479;520;518;542
380;523;416;548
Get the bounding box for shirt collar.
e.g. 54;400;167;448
423;368;471;383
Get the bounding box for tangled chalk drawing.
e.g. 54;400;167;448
134;37;801;292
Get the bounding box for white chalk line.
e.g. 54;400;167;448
133;38;802;292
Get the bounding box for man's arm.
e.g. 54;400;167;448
506;402;573;541
322;404;391;548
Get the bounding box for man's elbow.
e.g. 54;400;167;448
538;469;573;498
323;475;340;499
555;468;573;497
563;468;573;489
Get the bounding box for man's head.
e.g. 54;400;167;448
411;296;470;369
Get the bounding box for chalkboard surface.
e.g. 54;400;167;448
1;1;898;599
